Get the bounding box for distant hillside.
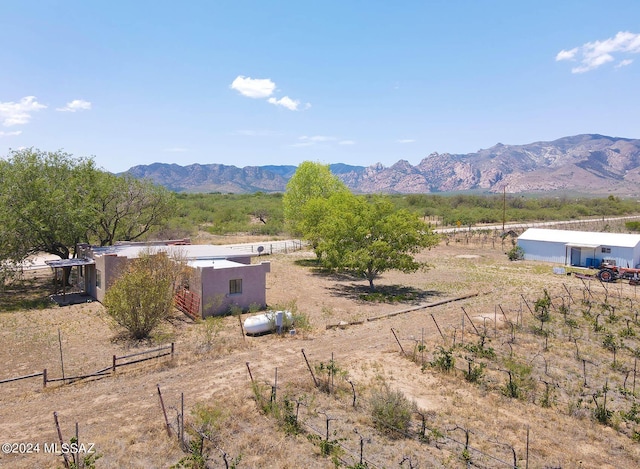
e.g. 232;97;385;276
124;134;640;196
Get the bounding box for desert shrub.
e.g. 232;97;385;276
315;357;347;394
271;299;312;335
307;433;344;461
626;221;640;231
430;346;456;373
369;384;416;437
104;248;187;339
463;359;486;383
67;435;102;469
501;358;534;400
199;315;224;352
173;403;233;469
463;336;496;359
507;246;524;261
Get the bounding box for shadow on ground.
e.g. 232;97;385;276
327;283;442;304
50;292;95;306
0;273;55;311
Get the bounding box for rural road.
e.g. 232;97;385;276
21;215;640;270
433;214;640;233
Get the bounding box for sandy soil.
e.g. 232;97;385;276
1;239;639;468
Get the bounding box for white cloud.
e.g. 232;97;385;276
616;59;634;68
290;135;336;147
267;96;301;111
230;75;309;111
0;96;47;126
555;47;578;61
300;135;335;143
556;31;640;73
230;76;276;98
57;99;92;112
397;139;416;144
339;140;355;145
163;147;189;153
0;130;22;138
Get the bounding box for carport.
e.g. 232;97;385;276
45;258;96;304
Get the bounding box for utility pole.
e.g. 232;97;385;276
502;185;506;232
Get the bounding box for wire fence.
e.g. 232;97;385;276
0;343;174;390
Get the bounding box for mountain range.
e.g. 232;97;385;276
125;134;640;196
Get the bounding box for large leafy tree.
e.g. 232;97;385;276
283;161;348;235
310;193;440;291
0;148;98;264
88;173;176;246
0;148;175;278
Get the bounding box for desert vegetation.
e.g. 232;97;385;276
163;191;640;241
2;223;640;467
3;154;640;467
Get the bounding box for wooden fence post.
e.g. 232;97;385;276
431;314;445;341
157;384;172;437
246;362;254;383
462;307;479;335
53;412;70;469
391;328;406;355
180;392;185;449
301;349;318;387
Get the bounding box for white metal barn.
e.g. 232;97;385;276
517;228;640;268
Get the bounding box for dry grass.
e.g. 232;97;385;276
1;234;640;468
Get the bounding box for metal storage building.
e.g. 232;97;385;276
517;228;640;268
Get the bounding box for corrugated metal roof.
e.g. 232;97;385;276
518;228;640;248
46;258;96;268
89;244;251;260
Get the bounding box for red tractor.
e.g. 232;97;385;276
597;262;640;284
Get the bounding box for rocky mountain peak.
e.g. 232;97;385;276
124;134;640;196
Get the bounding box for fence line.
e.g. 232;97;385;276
258;367;520;468
0;370;47;387
226;239;306;255
0;343;175;390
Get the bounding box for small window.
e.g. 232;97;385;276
229;279;242;294
96;270;102;288
601;247;611;254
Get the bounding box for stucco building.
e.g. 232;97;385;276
66;240;271;318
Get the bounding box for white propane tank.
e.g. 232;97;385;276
243;310;293;335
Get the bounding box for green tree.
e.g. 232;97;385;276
103;248;187;339
88;173;176;246
282;161;348;235
312;194;439;291
0;148;98;265
0;148;175;285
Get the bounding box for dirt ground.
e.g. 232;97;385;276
1;238;640;468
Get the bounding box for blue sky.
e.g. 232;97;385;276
1;1;639;173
